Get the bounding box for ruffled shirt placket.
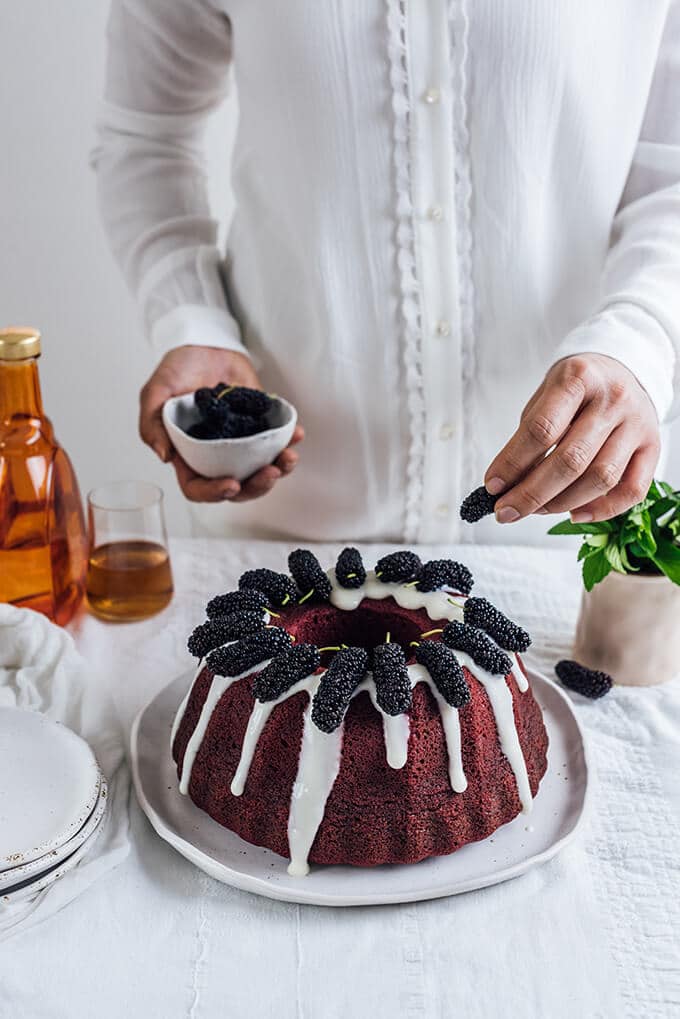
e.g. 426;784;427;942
395;0;473;543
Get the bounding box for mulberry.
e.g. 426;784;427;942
239;569;298;607
555;660;612;699
187;611;265;658
207;627;292;677
442;621;512;675
311;647;369;733
416;559;474;596
463;597;531;652
206;589;268;619
335;547;366;589
460;486;498;523
371;643;412;715
415;641;470;707
222;385;274;417
375;551;422;584
288;549;332;601
254;644;321;701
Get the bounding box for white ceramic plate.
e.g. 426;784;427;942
163;393;297;481
0;795;108;907
132;670;589;907
0;708;102;870
0;774;107;892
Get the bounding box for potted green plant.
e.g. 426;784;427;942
548;480;680;686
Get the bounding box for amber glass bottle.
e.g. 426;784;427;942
0;328;87;625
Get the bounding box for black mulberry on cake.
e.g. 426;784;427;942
372;643;413;714
335;547;366;589
288;549;332;601
460;486;498;523
207;627;292;677
555;660;613;699
415;641;470;708
187;611;266;658
375;551;422;584
442;621;512;675
206;589;269;619
416;559;474;596
239;568;298;607
254;644;321;701
463;597;531;652
311;647;369;732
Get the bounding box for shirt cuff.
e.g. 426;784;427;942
551;302;675;423
150;305;250;360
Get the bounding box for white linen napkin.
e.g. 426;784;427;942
0;604;130;939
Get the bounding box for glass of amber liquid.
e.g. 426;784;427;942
86;482;174;622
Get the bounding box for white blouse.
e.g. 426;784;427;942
92;0;680;546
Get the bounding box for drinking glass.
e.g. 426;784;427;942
86;482;174;621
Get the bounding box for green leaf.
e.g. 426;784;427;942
636;528;658;556
577;543;592;562
617;542;637;572
548;519;614;536
585;533;609;548
650;538;680;586
604;543;627;574
582;549;613;591
648;497;678;521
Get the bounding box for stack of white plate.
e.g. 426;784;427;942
0;707;107;906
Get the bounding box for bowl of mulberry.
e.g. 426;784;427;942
162;392;298;482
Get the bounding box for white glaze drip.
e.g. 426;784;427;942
177;656;273;795
230;700;275;796
408;664;467;792
510;655;529;693
287;701;344;877
459;653;533;813
366;682;411;769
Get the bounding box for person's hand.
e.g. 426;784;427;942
139;345;304;502
484;354;661;524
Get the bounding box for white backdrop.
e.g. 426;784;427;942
1;4;678;538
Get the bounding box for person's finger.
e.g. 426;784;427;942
569;442;660;522
289;424;305;446
139;378;174;462
171;455;241;503
492;403;617;522
231;465;282;503
275;448;300;474
484;362;589;495
541;425;637;514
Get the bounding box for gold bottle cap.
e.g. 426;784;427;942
0;327;42;361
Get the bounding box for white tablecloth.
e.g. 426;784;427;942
2;540;679;1019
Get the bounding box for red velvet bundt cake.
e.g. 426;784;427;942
172;549;548;876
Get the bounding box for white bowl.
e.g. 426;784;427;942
162;393;298;482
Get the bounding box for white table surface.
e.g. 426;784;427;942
2;539;679;1019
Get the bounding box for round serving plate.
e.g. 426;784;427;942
0;774;107;893
0;784;108;906
132;670;589;907
0;708;102;871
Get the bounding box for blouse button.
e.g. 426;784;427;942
424;87;441;104
435;503;450;518
427;205;444;222
439;423;454;440
435;320;451;337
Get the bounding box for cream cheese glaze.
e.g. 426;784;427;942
172;568;534;876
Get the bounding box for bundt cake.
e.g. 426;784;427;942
171;549;549;876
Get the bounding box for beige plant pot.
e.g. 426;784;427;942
573;570;680;686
